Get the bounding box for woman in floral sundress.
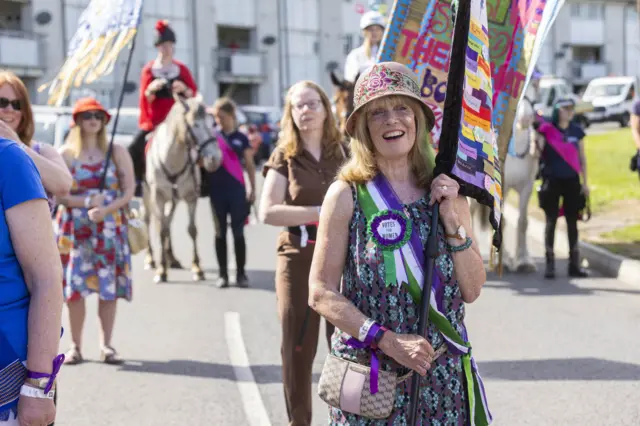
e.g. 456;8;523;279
55;97;135;366
309;63;492;425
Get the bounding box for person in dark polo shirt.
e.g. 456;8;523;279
537;98;589;279
208;98;256;289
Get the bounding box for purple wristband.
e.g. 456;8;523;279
27;354;65;394
346;323;385;394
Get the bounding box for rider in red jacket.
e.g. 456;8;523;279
128;19;198;194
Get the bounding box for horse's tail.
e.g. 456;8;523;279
469;198;492;231
478;205;491;231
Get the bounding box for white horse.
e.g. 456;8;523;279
143;94;222;283
471;83;541;272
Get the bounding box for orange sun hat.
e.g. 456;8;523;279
71;97;111;125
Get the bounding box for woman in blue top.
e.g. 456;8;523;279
536;98;590;279
0;121;64;426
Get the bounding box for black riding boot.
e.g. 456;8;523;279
544;251;555;279
568;249;589;278
234;235;249;288
215;237;229;288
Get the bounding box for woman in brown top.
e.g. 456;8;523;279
259;80;346;426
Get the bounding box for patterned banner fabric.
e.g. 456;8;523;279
38;0;143;106
378;0;563;244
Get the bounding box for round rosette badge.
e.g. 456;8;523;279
368;209;412;251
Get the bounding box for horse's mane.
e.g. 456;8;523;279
164;98;191;144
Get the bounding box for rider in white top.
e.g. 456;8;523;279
344;11;386;83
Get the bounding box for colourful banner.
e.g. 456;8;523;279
378;0;563;238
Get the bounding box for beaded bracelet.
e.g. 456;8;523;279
448;236;473;253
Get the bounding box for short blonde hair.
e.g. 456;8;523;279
338;95;433;187
278;80;343;160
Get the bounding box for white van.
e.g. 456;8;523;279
582;76;638;127
535;77;593;128
32;105;140;149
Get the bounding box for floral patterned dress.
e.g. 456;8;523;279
54;159;132;302
329;186;468;425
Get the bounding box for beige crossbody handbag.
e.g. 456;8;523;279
317;344;447;419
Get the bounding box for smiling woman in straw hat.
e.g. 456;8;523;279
308;62;492;424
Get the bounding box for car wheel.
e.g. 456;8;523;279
575;115;589;130
620;112;630;128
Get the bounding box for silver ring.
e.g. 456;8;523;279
441;185;448;191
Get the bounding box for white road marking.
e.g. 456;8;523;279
224;311;273;426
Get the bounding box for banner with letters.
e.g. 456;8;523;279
378;0;564;243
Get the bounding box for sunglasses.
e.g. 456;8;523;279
0;97;21;111
80;111;105;121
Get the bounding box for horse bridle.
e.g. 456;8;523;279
512;97;543;159
159;95;219;196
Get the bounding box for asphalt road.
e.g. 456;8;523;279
53;173;640;426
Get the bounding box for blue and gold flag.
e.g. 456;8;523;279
38;0;143;106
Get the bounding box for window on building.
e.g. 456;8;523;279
572;45;602;63
570;3;604;20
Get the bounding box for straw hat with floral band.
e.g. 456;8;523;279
72;97;111;126
345;62;436;137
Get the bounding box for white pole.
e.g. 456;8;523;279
273;66;281;107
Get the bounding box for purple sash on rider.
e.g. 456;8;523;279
538;121;582;174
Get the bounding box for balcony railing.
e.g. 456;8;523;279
214;48;267;82
570;61;608;82
0;29;45;74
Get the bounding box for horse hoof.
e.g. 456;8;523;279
145;261;156;270
154;273;167;283
516;263;538;274
169;260;183;270
192;271;205;281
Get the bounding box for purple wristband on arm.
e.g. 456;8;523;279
346;323;388;394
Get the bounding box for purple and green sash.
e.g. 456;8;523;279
357;174;492;426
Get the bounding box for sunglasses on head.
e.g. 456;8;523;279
80;111;105;121
0;97;21;111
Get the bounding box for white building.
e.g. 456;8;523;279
536;0;639;92
1;0;350;109
3;0;630;109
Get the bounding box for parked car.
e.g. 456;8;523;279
106;107;140;148
582;76;638;127
238;105;282;161
535;77;593;129
32;105;73;148
32;105;140;149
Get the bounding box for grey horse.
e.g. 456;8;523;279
143;93;222;283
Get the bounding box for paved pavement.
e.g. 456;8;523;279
54;175;640;426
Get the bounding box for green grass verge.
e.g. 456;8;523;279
583;129;640;212
600;223;640;243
